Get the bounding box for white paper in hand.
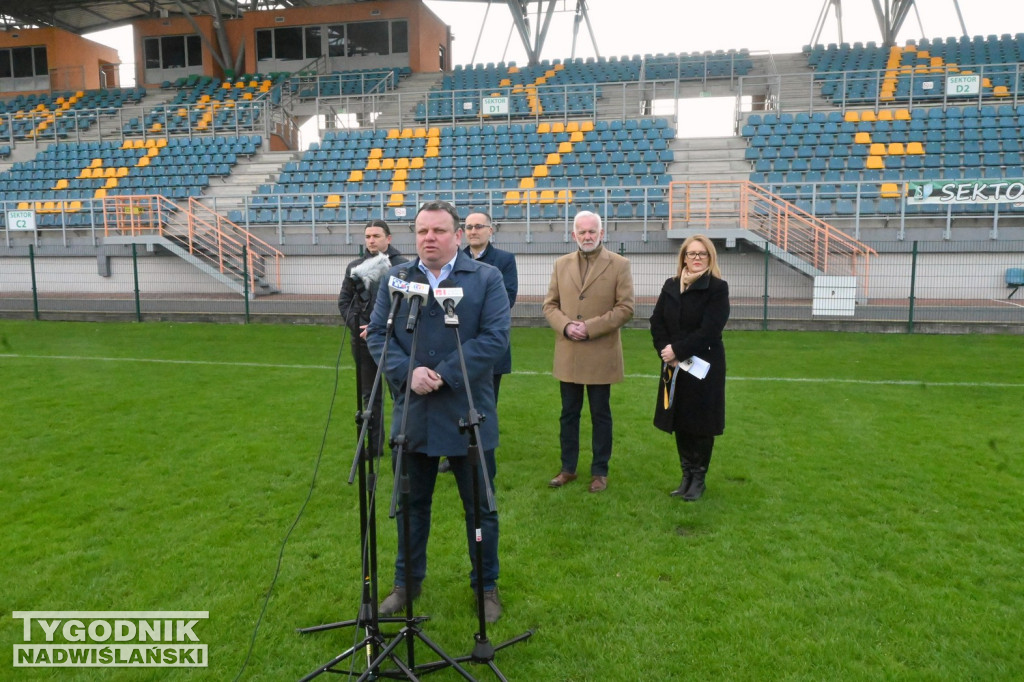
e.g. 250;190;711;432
679;355;711;380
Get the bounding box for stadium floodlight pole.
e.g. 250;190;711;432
413;288;533;681
296;295;410;682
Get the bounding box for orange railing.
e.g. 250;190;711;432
669;180;877;290
101;194;283;294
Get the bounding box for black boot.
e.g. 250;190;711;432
682;467;706;501
670;465;692;497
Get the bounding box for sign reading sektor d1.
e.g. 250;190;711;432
12;611;209;668
6;210;36;231
907;179;1024;205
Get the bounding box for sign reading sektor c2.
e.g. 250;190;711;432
12;611;209;668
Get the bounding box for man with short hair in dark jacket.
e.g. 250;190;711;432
338;220;408;457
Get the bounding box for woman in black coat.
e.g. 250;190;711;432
649;235;730;501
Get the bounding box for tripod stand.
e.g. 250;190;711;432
297;290;421;681
363;292;477;681
413;301;533;681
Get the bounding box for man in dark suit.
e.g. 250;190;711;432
437;211;519;475
462;210;518;400
366;201;511;623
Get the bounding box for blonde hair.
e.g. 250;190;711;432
675;235;721;279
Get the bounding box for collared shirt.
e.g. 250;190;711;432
417;252;459;289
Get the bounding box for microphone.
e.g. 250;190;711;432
435;278;464;322
404;271;430;333
350;253;392;301
385;268;410;328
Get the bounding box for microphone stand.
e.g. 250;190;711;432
414;307;533;681
297;286;417;681
363;294;476;682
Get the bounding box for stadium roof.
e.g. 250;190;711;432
0;0;968;63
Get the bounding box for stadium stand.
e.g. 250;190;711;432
0;135;258;224
241;118;674;226
0;87;146;140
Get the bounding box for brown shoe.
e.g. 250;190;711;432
588;476;607;493
548;471;577;488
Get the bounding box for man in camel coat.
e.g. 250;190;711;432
542;210;634;493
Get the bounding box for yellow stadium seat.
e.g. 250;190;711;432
414;128;427;138
532;164;548;177
17;202;30;210
565;121;580;133
380;158;396;170
546;153;561;165
539;190;556;204
366;158;382;170
993;85;1010;98
537;122;551;134
869;143;887;156
52;178;69;190
519;177;536;189
504;190;520;205
854;132;872;144
386;129;400;139
368;148;383;159
348;170;364;182
393;168;408;181
90;158;103;168
395;158;410;170
556;190;574;204
400;128;413;139
392;180;407;192
325;194;341;208
877;109;894;121
558;141;573;154
388;193;405;207
860;110;877;122
880;183;901;198
410;158;424;169
93;188;107;199
887;142;905;155
894;108;912;121
580;121;594;132
550;122;565;133
844;111;860;122
866;155;884;169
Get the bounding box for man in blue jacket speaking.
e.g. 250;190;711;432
366;200;511;623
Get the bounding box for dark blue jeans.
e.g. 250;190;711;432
393;449;499;591
558;382;612;477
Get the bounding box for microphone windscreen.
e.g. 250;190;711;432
350;252;391;286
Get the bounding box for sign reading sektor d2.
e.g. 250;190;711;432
946;74;980;96
12;611;209;668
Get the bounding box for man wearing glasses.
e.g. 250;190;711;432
366;201;511;623
542;211;634;493
438;211;519;475
462;211;518;401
